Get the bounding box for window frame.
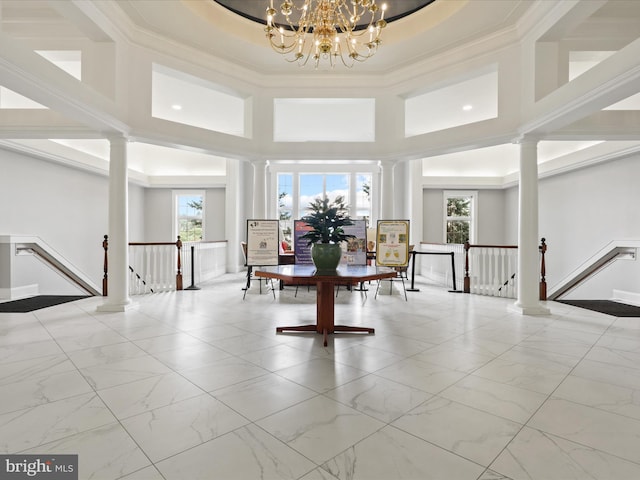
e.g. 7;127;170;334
443;190;477;244
173;190;205;242
270;164;378;248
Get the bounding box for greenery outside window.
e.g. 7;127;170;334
444;191;476;244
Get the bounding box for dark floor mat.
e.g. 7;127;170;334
0;295;89;313
556;299;640;317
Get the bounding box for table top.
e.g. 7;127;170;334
255;264;397;283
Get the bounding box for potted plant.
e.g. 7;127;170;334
300;195;355;272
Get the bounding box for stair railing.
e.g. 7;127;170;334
463;238;547;300
102;236;183;295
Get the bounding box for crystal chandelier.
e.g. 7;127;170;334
265;0;388;68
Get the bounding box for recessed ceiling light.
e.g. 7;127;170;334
462;104;473;111
171;104;183;110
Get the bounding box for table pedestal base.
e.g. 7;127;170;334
276;325;375;347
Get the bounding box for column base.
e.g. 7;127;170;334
97;299;133;312
509;301;551;316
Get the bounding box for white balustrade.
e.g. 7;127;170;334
468;247;518;298
128;241;227;295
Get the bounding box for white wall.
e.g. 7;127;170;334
0;148;145;293
143;188;226;243
144;189;173;242
205;189;226;241
422;189;444;243
424;157;640;300
422;188;507;245
505;154;640;299
477;190;507;245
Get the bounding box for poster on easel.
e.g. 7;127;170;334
376;220;410;267
246;220;279;266
293;220;314;265
341;219;367;266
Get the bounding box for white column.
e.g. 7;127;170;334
225;158;243;273
98;136;131;312
409;158;423;249
512;138;550;315
252;159;267;218
380;160;394;219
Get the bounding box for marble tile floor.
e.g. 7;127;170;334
2;272;640;479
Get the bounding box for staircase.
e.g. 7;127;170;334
1;235;100;298
548;240;639;301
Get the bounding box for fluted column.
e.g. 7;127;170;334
512;138;550;315
252;159;267;218
380;160;395;219
98;136;131;312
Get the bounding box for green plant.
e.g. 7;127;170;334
300;195;355;245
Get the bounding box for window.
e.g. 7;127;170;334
276;171;374;248
176;192;204;241
278;174;293;250
355;174;372;225
444;191;476;244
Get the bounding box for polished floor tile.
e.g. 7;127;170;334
211;373;317;421
156;424;315;480
122;393;248;462
97;371;204;419
2;272;640;479
257;395;385;464
392;396;522;465
325;374;432;423
528;398;640;462
0;392;115;453
491;426;640;480
322;425;485;480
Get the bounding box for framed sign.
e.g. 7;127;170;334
341;219;367;266
293;220;314;265
376;220;410;267
246;220;279;266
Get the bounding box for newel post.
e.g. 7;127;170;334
463;241;471;293
539;237;547;301
102;235;108;296
176;236;183;291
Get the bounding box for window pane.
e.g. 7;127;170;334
447;197;471;217
356;173;372;222
177;194;203;241
300;174;324;211
446;220;469;244
325;174;349;203
278;174;293;249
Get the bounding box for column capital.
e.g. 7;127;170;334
106;134;129;145
378;159;397;171
511;134;541;146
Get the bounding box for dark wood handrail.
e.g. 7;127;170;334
128;242;181;246
188;240;228;244
102;235;184;296
539;238;547;301
463;239;547;300
102;234;108;297
466;244;518;249
176;237;183;291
